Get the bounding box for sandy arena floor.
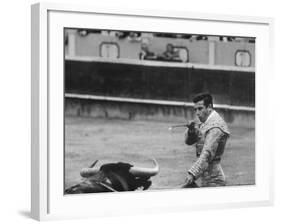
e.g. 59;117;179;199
64;116;255;191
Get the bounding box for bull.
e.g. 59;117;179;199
65;158;159;194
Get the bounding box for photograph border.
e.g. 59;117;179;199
31;2;274;221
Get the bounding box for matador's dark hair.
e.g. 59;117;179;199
193;93;213;108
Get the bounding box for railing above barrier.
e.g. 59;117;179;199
65;55;255;72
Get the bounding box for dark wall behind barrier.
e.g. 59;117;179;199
65;60;255;107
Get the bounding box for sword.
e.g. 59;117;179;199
168;122;193;131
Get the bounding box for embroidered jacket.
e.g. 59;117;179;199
185;111;230;180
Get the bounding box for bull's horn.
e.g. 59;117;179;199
80;167;99;177
89;160;99;168
80;160;99;177
129;158;159;177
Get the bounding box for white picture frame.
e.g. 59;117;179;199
31;2;274;221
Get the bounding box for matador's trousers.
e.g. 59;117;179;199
199;161;226;187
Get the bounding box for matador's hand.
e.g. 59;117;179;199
182;172;195;188
185;121;198;145
187;120;196;129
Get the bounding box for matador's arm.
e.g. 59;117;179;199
188;128;224;179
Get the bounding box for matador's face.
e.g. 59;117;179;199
194;100;211;123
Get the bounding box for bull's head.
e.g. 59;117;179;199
65;158;159;194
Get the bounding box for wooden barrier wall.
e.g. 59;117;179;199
65;60;255;107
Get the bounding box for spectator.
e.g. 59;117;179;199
139;43;157;60
141;32;154;44
128;32;141;42
158;43;180;61
116;31;130;39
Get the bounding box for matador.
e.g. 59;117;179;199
183;93;230;187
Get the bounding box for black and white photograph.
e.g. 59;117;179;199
26;0;278;221
63;28;255;194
